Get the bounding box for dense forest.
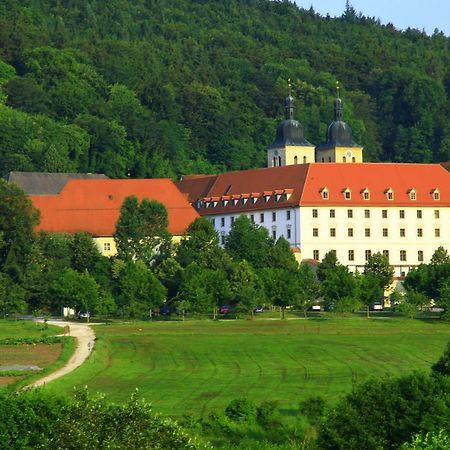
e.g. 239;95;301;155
0;0;450;179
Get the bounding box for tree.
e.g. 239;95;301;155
175;217;221;268
229;260;262;316
359;272;384;317
363;252;394;292
71;232;102;272
320;264;359;312
114;260;166;318
114;196;171;267
0;180;40;274
317;250;338;282
319;372;450;450
50;268;110;315
177;262;231;314
431;342;450;376
225;216;272;269
296;263;320;317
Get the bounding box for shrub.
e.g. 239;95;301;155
225;398;255;423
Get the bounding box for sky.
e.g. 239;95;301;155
294;0;450;36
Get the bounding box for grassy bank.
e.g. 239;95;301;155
44;317;450;419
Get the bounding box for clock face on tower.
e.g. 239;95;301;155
346;150;352;158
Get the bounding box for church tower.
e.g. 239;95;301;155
267;82;315;167
315;83;363;163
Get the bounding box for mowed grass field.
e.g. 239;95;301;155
44;317;450;418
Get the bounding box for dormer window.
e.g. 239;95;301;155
362;188;370;201
386;188;394;201
432;188;440;201
233;199;239;206
263;191;272;203
409;189;417;201
343;188;352;200
212;201;218;207
222;200;228;207
320;188;329;200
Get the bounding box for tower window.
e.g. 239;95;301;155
294;156;298;164
352;157;356;163
303;156;307;164
343;156;347;162
278;156;282;166
273;157;277;167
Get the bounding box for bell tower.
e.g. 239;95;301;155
267;80;315;167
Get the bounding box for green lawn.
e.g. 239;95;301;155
0;319;61;339
43;317;450;418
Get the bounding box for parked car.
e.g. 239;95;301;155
370;302;383;311
159;305;171;316
78;311;90;319
219;305;231;314
309;304;321;311
253;306;264;313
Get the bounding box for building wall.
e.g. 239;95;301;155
267;145;315;167
316;146;363;163
94;235;184;257
207;207;299;247
300;205;449;277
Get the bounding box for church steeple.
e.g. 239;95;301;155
285;78;295;120
334;81;344;121
315;81;364;163
267;79;315;167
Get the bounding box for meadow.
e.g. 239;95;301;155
44;317;450;419
0;320;73;388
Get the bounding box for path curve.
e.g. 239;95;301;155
26;320;95;389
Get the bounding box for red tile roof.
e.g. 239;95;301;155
301;163;450;206
176;163;450;214
32;179;199;236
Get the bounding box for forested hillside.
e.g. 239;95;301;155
0;0;449;179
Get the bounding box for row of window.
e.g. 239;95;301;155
312;208;440;219
312;249;425;263
320;187;440;201
219;226;292;245
214;210;292;228
312;227;441;238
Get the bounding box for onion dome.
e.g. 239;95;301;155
269;88;314;149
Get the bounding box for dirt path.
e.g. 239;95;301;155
26;320;95;389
